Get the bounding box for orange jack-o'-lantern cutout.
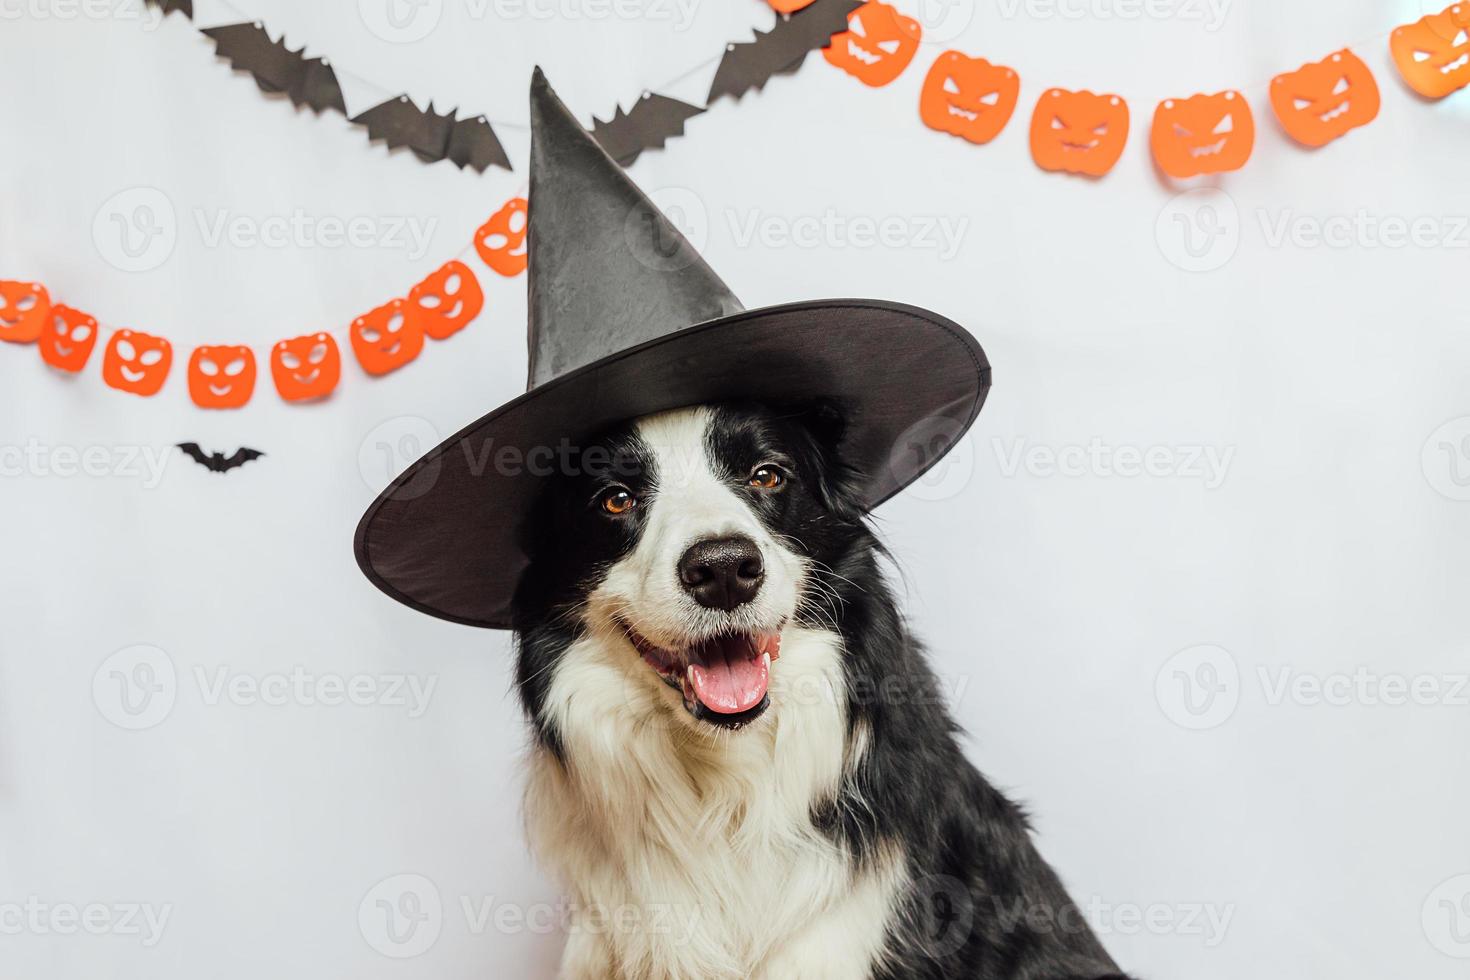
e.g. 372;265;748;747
1029;89;1130;176
475;198;528;277
920;52;1020;145
188;345;256;409
1150;91;1255;178
768;0;816;11
1270;49;1380;147
408;260;484;340
1391;4;1470;99
0;281;50;343
39;304;99;372
823;1;921;88
350;298;425;376
271;332;341;402
102;328;172;397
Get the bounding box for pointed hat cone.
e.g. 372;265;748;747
526;67;742;385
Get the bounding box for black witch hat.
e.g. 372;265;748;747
354;69;991;629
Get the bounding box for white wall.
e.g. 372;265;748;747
2;1;1468;977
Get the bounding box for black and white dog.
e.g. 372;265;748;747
513;402;1131;980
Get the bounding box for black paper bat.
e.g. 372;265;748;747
352;98;511;172
144;0;192;17
177;443;265;474
591;94;706;167
203;22;346;114
707;0;861;105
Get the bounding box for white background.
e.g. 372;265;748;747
2;0;1469;977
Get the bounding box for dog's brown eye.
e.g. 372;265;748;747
749;465;784;490
599;487;637;515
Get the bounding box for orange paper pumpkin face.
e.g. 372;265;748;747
188;345;256;409
1150;91;1255;178
408;260;484;340
102;329;173;396
768;0;816;10
475;198;528;277
39;304;99;372
1391;4;1470;99
823;2;921;88
1029;89;1130;176
350;298;424;376
0;281;50;343
920;52;1020;144
1270;50;1380;147
271;332;341;402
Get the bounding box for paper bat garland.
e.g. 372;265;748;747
149;0;851;172
591;94;706;167
707;0;862;104
351;98;510;172
202;22;346;114
177;443;264;473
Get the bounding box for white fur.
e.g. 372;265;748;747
523;408;909;979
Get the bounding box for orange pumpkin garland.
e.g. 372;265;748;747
823;1;921;88
920;52;1020;145
1269;49;1380;147
1391;3;1470;99
1150;91;1254;178
1029;89;1130;176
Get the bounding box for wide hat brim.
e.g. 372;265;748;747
354;298;990;629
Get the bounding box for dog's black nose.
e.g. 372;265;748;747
678;536;765;610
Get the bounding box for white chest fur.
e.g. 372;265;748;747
524;626;906;980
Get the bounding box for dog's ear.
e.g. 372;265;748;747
793;398;867;523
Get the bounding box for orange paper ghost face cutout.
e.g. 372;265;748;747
823;1;921;88
1029;89;1130;176
271;332;341;402
920;52;1020;144
408;260;484;340
1150;91;1255;178
0;281;50;343
475;198;528;277
1270;50;1380;147
188;345;256;409
39;304;99;372
350;298;425;376
1391;4;1470;99
102;329;173;396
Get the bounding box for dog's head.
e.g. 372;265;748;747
514;402;866;733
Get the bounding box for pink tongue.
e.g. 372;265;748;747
689;644;769;714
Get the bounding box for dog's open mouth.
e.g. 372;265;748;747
624;626;781;729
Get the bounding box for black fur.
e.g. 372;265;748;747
511;403;1132;980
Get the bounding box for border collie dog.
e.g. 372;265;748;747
513;403;1130;980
